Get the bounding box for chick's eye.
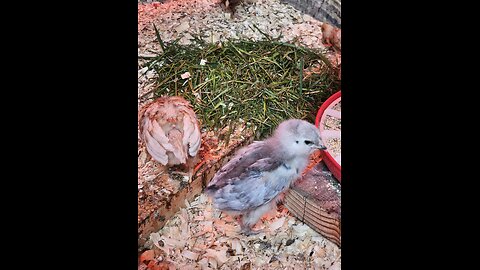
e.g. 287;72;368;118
304;140;313;145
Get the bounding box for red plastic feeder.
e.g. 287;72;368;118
315;91;341;183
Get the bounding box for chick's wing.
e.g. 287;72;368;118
206;141;288;212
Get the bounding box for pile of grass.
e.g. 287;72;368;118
141;25;340;138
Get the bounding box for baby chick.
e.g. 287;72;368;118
221;0;243;15
205;119;326;235
139;96;201;179
321;22;341;52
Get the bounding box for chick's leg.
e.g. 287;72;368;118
239;202;274;236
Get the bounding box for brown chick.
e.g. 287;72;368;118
321;22;341;52
221;0;243;16
139;96;201;179
331;27;341;52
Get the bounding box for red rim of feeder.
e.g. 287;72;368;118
315;91;341;183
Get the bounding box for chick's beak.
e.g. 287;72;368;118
313;144;327;150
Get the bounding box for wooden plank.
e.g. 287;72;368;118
284;160;341;247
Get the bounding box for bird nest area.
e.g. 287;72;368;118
138;0;341;269
139;37;339;137
138;0;341;137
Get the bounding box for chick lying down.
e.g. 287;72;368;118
206;119;326;235
139;96;201;180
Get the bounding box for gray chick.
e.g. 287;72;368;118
205;119;327;235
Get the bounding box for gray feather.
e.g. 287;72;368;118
206;139;294;212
